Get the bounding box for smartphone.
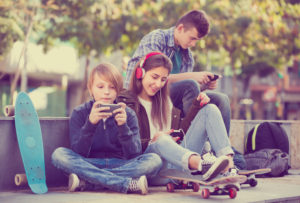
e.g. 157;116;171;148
96;103;121;113
170;129;185;143
208;74;219;81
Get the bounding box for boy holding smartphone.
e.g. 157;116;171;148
51;63;162;194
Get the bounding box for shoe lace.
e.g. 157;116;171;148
128;179;139;192
222;167;238;177
201;152;217;165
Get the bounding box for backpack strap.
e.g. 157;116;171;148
251;124;260;151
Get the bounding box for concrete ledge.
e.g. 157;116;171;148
0;118;299;192
0;117;70;191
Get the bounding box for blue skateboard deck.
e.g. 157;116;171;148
15;92;48;194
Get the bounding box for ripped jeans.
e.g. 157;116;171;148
145;104;234;186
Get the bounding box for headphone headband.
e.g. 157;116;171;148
139;51;163;68
136;51;163;79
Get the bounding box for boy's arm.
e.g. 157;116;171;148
69;110;98;157
125;32;165;89
117;107;142;159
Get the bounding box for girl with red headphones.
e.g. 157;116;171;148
117;52;239;185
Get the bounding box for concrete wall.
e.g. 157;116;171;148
0;118;299;191
0;117;70;191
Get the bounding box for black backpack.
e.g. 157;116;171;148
244;122;290;177
244;122;289;154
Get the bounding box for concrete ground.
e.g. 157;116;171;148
1;171;300;203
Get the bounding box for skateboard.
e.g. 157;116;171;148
238;168;271;187
160;169;247;199
14;92;48;194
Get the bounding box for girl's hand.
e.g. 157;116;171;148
89;101;112;124
197;92;210;107
169;129;182;143
113;102;127;126
151;129;173;143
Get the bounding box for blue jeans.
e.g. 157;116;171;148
51;147;162;193
145;104;234;186
144;135;196;171
170;80;246;169
182;104;233;156
144;135;195;186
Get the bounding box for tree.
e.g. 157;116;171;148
0;0;24;80
195;0;300;118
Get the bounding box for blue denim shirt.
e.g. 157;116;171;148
69;100;142;159
125;27;194;88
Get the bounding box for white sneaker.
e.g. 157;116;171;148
201;155;230;181
68;173;80;192
202;152;217;162
128;175;148;195
68;173;86;192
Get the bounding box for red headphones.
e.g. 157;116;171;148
135;52;163;79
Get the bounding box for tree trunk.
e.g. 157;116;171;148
231;59;240;119
80;56;90;104
9;15;34;104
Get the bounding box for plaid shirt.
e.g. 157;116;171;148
124;27;194;88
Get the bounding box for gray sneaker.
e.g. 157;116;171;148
218;167;241;190
221;166;239;177
68;173;86;192
192;154;230;181
128;175;148;195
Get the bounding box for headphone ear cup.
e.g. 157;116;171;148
135;67;145;79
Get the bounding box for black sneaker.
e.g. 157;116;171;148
192;154;230;181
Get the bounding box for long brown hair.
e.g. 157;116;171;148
129;52;173;130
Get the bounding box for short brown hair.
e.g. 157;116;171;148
176;10;210;38
87;63;123;95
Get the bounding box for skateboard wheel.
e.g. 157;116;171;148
249;179;258;187
15;173;27;186
4;105;15;117
229;188;237;199
201;188;210;199
192;183;199;192
166;183;175;192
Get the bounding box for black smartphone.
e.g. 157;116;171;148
170;129;185;143
208;74;219;81
96;104;121;113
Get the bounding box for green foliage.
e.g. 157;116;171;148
1;0;299;77
0;1;24;60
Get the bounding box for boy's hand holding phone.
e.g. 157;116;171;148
112;102;127;126
89;102;122;124
201;73;221;91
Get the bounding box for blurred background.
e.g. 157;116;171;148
0;0;299;120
